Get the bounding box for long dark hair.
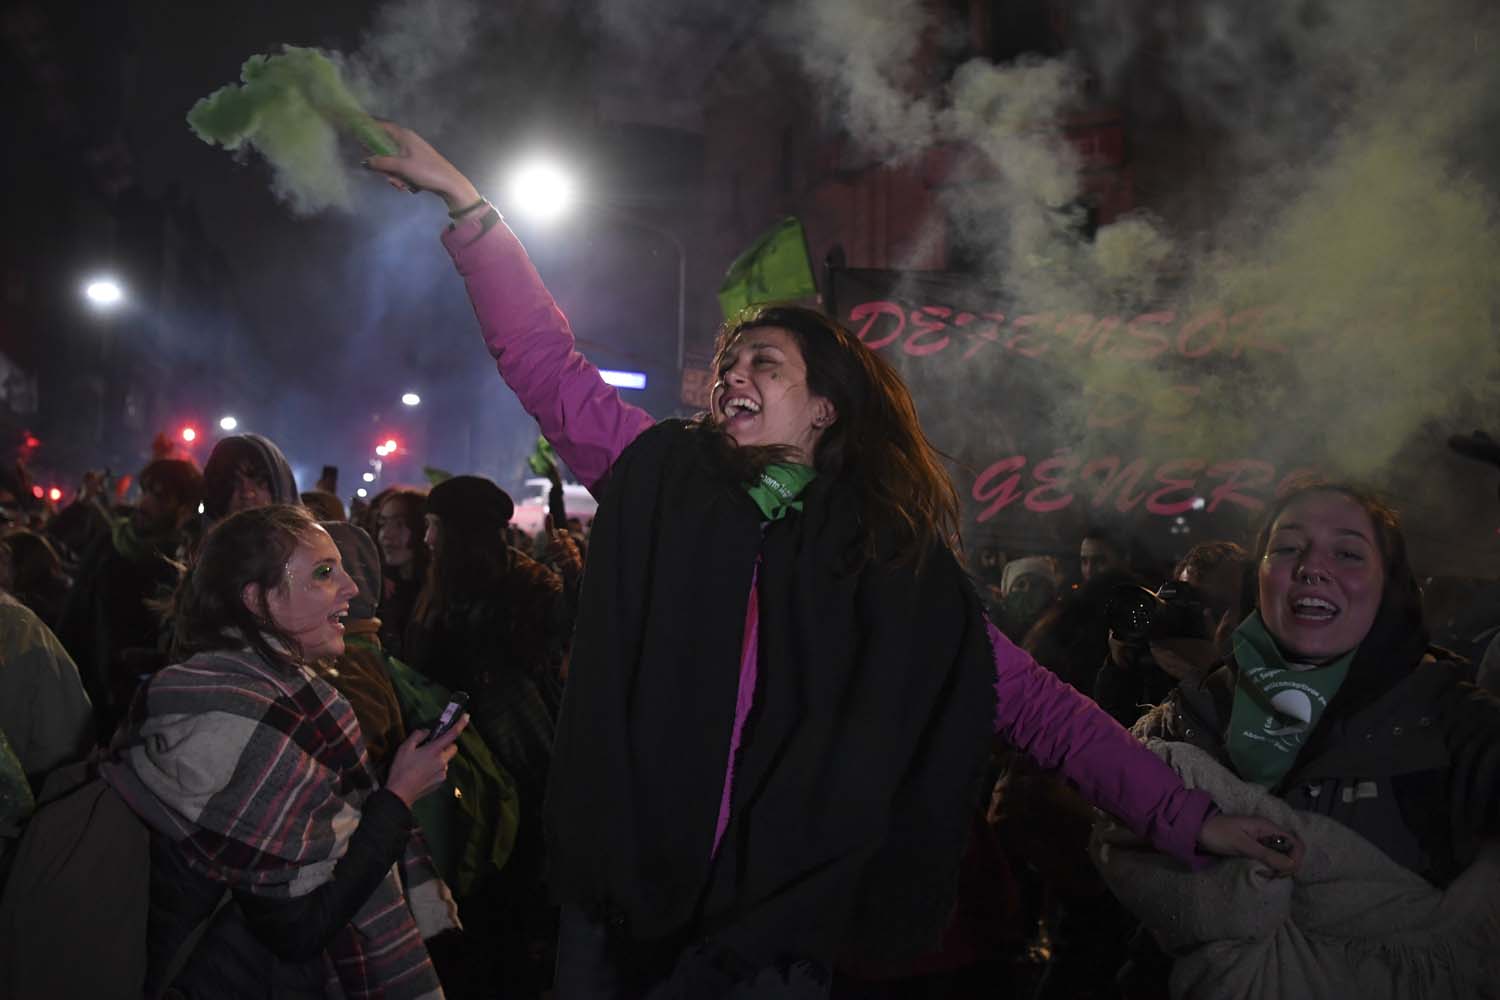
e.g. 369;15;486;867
705;305;961;567
170;504;319;670
372;488;429;581
1250;479;1424;632
411;516;511;626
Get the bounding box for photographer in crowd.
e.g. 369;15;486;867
1094;541;1251;727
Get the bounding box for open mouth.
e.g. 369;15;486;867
1290;596;1339;622
327;607;349;630
722;396;762;422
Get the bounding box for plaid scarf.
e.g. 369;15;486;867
104;649;454;999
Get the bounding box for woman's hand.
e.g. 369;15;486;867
1197;813;1304;875
363;123;482;212
385;713;469;807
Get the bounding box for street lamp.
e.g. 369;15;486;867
83;276;124;309
503;159;687;376
401;392;421;407
219;415;239;431
508;160;576;223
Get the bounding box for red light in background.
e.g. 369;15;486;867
48;487;62;502
23;435;40;449
180;426;198;443
30;485;43;499
382;438;399;452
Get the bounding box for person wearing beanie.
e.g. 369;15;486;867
406;473;572;993
313;522;406;762
993;555;1062;646
424;475;515;531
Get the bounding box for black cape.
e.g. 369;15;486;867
544;421;996;967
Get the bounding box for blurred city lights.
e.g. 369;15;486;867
48;487;63;502
219;415;239;431
356;488;369;498
30;485;43;499
362;472;375;482
375;444;390;457
180;426;198;443
84;277;124;308
401;392;421;407
508;159;576;223
382;438;399;453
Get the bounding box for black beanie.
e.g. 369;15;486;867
425;475;514;532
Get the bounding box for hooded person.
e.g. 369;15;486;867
319;519;523;994
315;522;407;762
202;434;300;522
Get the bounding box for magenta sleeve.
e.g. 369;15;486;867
441;210;656;495
987;620;1214;867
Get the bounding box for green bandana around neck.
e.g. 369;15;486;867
1225;611;1355;787
745;463;816;522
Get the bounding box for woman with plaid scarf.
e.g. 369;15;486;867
103;504;469;999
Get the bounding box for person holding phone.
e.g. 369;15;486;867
103;504;468;998
367;125;1300;998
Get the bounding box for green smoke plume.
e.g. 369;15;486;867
188;45;395;214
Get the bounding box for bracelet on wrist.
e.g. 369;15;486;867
447;196;488;219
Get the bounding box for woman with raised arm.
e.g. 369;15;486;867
367;126;1300;998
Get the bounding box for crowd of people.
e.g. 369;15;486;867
0;122;1496;1000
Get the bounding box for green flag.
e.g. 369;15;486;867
526;436;559;477
717;217;817;319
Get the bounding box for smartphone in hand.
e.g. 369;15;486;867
419;691;469;747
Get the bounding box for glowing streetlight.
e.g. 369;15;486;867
357;488;369;498
508;160;576;223
83;277;124;309
505;157;686;374
180;426;198;443
401;392;421;407
219;415;239;431
362;472;376;483
382;438;399;453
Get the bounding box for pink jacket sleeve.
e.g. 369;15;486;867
988;621;1214;867
441;209;656;496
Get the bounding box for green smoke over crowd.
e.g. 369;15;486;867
783;0;1499;512
188;45;394;214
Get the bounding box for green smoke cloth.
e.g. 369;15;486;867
190;45;394;153
187;45;394;212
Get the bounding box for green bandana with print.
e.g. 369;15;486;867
1225;611;1355;787
745;463;816;522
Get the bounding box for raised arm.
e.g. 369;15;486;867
366;125;654;495
987;621;1300;872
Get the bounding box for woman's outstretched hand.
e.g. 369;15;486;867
385;713;469;807
363;123;482;213
1197;813;1304;875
